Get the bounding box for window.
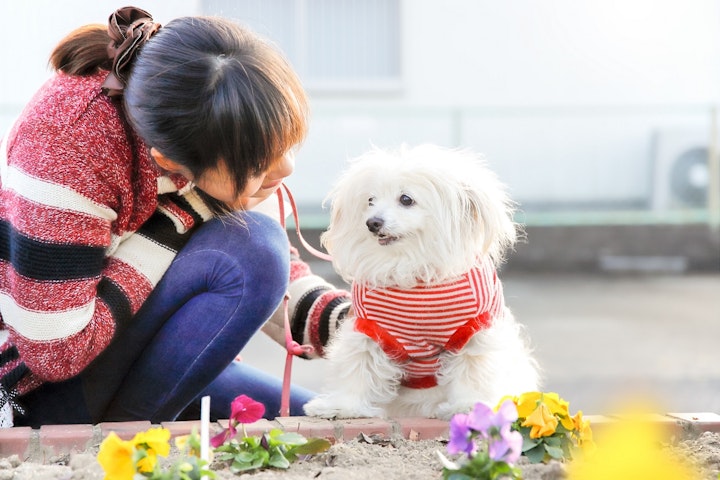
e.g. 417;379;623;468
201;0;402;92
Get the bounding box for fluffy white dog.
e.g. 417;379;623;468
303;144;539;420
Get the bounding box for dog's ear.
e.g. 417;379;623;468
320;192;339;255
461;174;518;266
320;164;359;256
320;196;341;254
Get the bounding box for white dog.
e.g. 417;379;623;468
303;144;539;420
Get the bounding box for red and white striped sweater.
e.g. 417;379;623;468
0;72;348;423
352;260;503;389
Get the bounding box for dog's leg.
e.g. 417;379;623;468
303;324;404;419
435;317;540;420
434;348;502;420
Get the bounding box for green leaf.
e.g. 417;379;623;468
272;431;308;446
234;451;258;463
443;472;475;480
287;438;332;456
544;443;565;459
554;422;571;434
517;425;532;435
214;441;239;453
213;452;235;461
521;434;540;452
524;444;547;464
543;434;562;447
230;450;267;472
268;451;291;469
489;462;523;480
490;462;512;474
243;436;261;448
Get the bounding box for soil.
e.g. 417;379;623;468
2;430;720;480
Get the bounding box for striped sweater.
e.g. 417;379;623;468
352;260;502;389
0;72;348;423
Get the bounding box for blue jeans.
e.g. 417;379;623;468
16;212;315;426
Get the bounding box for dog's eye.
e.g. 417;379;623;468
399;194;415;206
368;196;375;206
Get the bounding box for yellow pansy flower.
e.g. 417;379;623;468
130;427;171;473
97;432;135;480
134;449;157;474
541;392;574;430
132;427;171;457
521;403;559;438
540;392;569;414
514;391;542;418
514;391;575;431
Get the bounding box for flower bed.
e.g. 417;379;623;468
90;392;715;480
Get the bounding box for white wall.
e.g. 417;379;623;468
2;0;719;220
0;0;198;132
401;0;720;106
289;0;720;216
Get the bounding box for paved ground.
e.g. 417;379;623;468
242;266;720;415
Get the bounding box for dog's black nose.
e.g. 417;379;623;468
366;216;384;233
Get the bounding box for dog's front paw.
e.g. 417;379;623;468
304;395;385;419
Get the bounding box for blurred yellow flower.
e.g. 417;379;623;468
175;432;204;458
521;403;559;438
132;427;171;456
97;432;135;480
130;427;170;473
134;449;157;474
567;418;697;480
175;434;189;451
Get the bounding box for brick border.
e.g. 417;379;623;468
0;413;717;463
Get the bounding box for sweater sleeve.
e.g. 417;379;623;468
0;77;212;387
100;186;214;330
261;246;351;358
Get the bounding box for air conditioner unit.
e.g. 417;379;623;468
651;128;715;210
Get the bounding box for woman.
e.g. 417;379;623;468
0;7;349;427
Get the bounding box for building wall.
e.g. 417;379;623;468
291;0;720;221
2;0;719;225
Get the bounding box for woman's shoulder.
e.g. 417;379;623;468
9;71;135;171
7;71;147;203
6;71;159;233
16;71;119;134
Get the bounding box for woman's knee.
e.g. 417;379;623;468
175;211;290;300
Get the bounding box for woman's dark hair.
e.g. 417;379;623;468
124;16;309;213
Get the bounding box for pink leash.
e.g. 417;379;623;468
276;184;332;416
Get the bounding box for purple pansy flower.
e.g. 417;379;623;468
495;399;519;426
447;413;478;455
488;423;523;463
466;401;494;436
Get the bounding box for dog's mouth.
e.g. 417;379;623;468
377;233;400;246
